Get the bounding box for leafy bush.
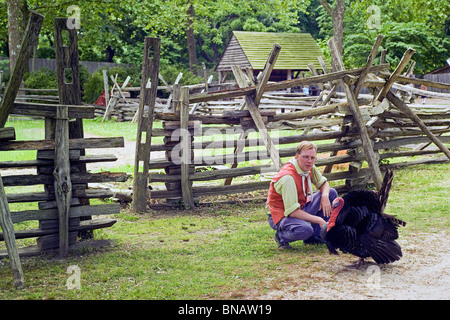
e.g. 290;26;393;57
0;59;9;87
23;68;58;95
83;66;141;103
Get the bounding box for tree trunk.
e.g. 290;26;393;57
186;4;198;75
318;0;345;71
6;0;21;73
333;0;345;57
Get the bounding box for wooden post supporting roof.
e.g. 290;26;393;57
0;11;44;127
132;37;161;212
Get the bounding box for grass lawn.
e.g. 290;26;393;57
0;162;448;299
0;117;448;299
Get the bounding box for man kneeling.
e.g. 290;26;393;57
266;141;337;249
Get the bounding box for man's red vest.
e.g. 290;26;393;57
267;162;311;226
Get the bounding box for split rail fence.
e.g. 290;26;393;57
0;14;128;280
132;35;450;211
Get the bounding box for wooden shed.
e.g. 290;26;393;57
215;31;330;83
423;59;450;93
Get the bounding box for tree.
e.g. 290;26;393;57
317;0;345;61
5;0;24;73
342;0;450;73
186;3;198;73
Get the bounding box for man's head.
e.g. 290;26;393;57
295;141;317;172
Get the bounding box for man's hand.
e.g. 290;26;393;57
319;181;332;218
320;195;332;218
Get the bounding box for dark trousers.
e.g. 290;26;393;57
268;188;338;243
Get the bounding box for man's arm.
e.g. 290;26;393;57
288;208;326;228
319;181;332;218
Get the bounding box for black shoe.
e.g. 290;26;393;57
275;232;292;250
304;235;325;245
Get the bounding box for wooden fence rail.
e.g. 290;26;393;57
131;39;450;210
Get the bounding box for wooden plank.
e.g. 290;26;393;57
329;37;383;189
53;105;72;258
353;34;383;97
0;11;44;127
395;75;450;91
375;48;415;102
0;127;16;141
0;174;24;288
54;17;92;235
189;64;390;104
133;37;161;212
242;45;282;170
103;75;131;121
0;137;124;151
6;188;114;204
325;35;382;174
2;172;129;187
11;102;95;119
1;218;117;241
180;87;195;209
386;91;450;160
9;204;120;224
223;65;253;185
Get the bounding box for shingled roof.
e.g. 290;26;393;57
215;31;330;72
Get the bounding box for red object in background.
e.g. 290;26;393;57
95;91;106;106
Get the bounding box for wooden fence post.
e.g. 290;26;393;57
375;48;415;102
328;37;383;189
180;87;195;209
386;92;450;160
0;11;44;127
242;44;283;171
0;174;24;289
53;105;72;258
133;37;161;212
53;17;88;242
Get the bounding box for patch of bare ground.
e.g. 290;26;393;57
233;231;449;300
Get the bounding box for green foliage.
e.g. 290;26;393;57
1;0;448;76
23;67;58;92
82;65;142;103
160;64;204;86
381;22;450;74
0;59;10;84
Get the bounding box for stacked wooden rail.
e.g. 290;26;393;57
0;16;128;265
0;103;127;256
131;35;450;210
146;100;449;207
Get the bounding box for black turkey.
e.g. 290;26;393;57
321;170;406;267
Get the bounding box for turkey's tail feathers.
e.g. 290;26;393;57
383;213;407;227
377;169;394;215
361;235;403;264
377;169;407;227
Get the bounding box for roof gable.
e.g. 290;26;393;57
216;31;330;71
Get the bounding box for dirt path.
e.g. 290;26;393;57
256;231;449;300
84;133;137;172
